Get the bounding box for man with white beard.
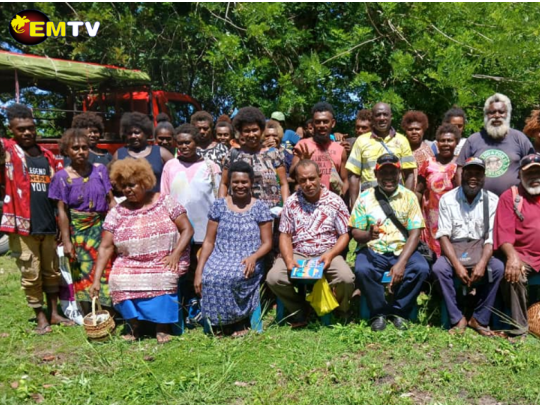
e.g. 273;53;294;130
494;154;540;338
456;93;534;196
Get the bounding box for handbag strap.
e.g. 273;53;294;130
379;139;393;155
322;148;339;172
204;158;218;198
374;186;409;239
482;189;489;239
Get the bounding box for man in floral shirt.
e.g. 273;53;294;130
267;159;354;327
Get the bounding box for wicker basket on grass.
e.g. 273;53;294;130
528;302;540;337
83;297;115;341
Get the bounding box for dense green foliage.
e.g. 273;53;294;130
2;3;540;134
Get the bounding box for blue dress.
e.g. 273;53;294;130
201;198;272;326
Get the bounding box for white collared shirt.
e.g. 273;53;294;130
436;187;499;245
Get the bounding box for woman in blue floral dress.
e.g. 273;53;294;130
194;161;273;336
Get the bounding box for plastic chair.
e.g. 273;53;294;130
171;289;185;335
202;300;264;334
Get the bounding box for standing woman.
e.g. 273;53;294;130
49;129;116;314
402;111;434;190
219;107;290;210
442;107;468;156
154;113;177;155
70;112;113;165
161;123;221;303
416;124;459;257
195;161;273;336
215;121;234;148
90;159;193;343
523;110;540;152
113;112;173;192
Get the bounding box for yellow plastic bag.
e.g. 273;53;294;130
305;278;339;316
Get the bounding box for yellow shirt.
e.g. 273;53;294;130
349;185;425;255
345;131;417;187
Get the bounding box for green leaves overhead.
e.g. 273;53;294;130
2;3;540;133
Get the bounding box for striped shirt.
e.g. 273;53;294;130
345;131;417;188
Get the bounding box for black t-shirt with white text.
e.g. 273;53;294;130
27;155;56;235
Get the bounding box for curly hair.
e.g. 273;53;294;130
232;107;266;132
120;112;153;139
154;114;175;138
215;120;234;135
175;123;198;140
311;101;335;118
156;112;170;123
523;110;540;137
216;114;232;123
443;106;467;124
229;160;255;183
435;123;460;141
109;158;156;191
265;119;284;140
484;93;512;118
190;111;214;128
6;103;33;122
401;111;429;132
356;109;372;122
72;112;104;134
58;128;89;156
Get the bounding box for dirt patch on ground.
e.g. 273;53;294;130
477;396;503;405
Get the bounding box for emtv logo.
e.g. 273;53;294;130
9;10;100;46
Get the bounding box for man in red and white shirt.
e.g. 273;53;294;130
267;159;354;326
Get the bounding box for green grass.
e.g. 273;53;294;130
1;256;540;405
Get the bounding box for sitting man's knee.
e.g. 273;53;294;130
266;264;287;287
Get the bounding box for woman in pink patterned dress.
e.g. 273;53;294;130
90;159;193;344
416;124;459;257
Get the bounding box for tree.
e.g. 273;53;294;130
2;3;540;135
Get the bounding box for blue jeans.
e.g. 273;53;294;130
355;248;429;318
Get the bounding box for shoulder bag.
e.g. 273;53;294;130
374;186;435;265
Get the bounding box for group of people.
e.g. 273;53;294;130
2;91;540;342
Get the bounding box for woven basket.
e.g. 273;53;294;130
83;297;115;341
528;302;540;338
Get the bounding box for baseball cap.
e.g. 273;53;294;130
271;111;286;122
520;153;540;171
375;153;401;171
462;157;485;170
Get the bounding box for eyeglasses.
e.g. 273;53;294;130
520;154;540;167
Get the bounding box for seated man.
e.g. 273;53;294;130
433;157;503;336
267;159;354;326
494;153;540;338
350;154;429;331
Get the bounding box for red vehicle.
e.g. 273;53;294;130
0;51;201;254
0;50;201;157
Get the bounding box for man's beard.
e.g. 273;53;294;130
520;172;540;196
484;116;510;140
462;178;485;199
313;132;329;145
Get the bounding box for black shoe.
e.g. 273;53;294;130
392;316;408;331
370;315;386;332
